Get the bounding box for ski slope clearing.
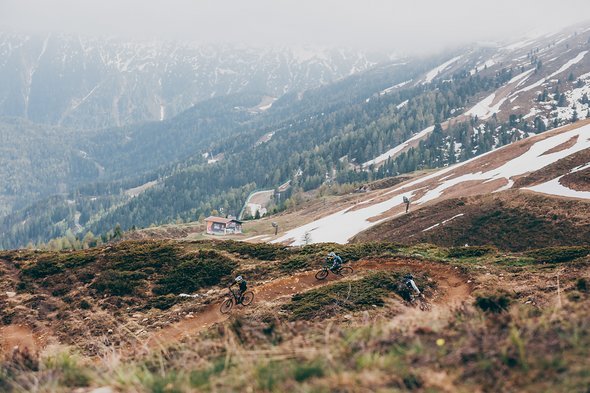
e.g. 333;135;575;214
274;121;590;245
423;56;462;84
362;126;434;168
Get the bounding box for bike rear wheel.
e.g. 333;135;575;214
315;269;329;280
338;266;353;276
220;298;234;314
241;291;255;306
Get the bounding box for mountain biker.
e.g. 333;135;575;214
230;275;248;300
403;273;421;295
326;252;343;272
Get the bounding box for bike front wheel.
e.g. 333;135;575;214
241;291;255;306
338;266;354;276
315;269;329;280
220;298;234;314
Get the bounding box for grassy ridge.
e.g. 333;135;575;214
1;240;590;392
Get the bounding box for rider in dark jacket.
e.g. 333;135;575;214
327;252;343;272
230;275;248;299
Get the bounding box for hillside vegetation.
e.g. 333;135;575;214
1;239;590;392
352;190;590;250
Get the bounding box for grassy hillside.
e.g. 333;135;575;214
352;190;590;250
1;239;590;391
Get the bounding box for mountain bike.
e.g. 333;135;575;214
407;292;431;311
220;287;255;314
315;264;353;280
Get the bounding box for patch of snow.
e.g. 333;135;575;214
442;213;465;224
502;38;536;51
380;79;412;95
422;213;465;232
470;58;496;75
273;190;418;245
421;223;440;232
362;125;435;167
242;235;266;242
125;180;158;198
549;51;588;78
526;176;590;199
465;93;507;120
423;56;462;84
273;125;590;246
415;126;590;204
514;51;588;95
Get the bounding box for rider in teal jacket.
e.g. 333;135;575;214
327;252;343;271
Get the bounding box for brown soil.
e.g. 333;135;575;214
542;135;579;155
560;167;590;191
124;224;203;241
0;325;39;356
352;190;590;251
146;258;471;350
514;148;590;188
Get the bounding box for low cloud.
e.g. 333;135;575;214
1;0;589;53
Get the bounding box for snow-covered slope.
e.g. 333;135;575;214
274;121;590;245
361;24;590;168
0;33;384;128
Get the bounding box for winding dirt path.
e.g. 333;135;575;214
0;325;39;356
147;258;472;349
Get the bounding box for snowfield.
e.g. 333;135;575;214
274;124;590;245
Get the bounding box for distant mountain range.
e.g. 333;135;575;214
0;33;387;128
1;23;590;249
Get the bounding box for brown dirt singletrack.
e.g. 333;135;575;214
147;258;472;349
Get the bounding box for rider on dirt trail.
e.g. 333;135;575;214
326;252;343;272
404;274;421;295
230;275;248;299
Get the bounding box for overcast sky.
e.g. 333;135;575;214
1;0;590;53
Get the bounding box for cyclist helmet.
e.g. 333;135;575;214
235;275;243;283
328;252;336;257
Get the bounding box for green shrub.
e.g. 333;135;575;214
91;270;148;296
214;241;289;260
108;241;178;271
283;271;431;320
189;358;226;388
279;256;310;273
576;278;588;292
448;246;497;258
153;250;236;295
298;242;400;262
21;251;98;279
525;246;590;264
256;361;289;391
43;351;91;388
79;299;91;310
294;361;324;382
22;258;64;278
147;295;178;310
475;292;511;313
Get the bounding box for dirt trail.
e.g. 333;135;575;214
147;258;472;349
0;325;39;356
